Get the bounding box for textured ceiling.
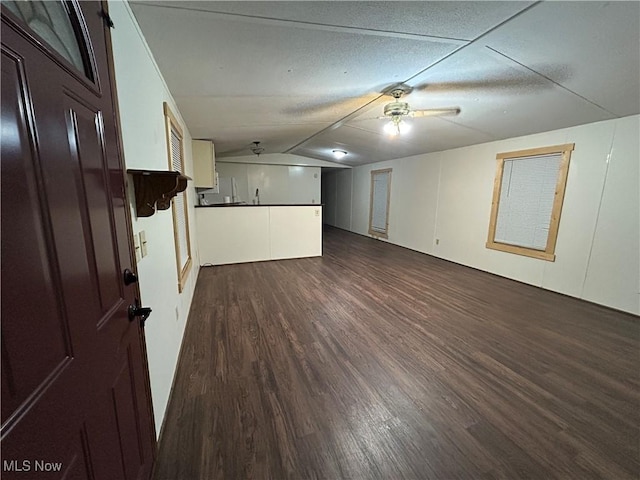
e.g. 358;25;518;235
130;1;640;166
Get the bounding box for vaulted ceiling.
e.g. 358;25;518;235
130;1;640;166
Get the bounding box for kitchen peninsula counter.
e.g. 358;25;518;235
195;204;322;265
195;203;319;207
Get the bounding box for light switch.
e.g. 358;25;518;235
314;209;320;217
140;230;148;257
133;232;142;262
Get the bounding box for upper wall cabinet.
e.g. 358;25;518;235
192;139;216;189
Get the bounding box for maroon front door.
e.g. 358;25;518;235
1;1;156;479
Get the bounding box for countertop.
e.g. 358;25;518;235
195;203;322;208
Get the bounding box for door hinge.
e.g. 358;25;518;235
100;9;115;29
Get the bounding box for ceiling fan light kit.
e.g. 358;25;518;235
332;149;348;159
384;117;411;136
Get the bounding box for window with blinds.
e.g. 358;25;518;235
368;168;392;238
486;143;574;261
164;102;191;292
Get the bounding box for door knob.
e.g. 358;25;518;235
123;268;138;286
128;298;152;324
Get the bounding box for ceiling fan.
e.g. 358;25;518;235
284;68;566;151
378;86;460;136
217;140;265;157
250;141;264;156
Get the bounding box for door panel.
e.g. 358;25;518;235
111;347;145;480
1;2;155;479
0;45;73;431
65;95;122;316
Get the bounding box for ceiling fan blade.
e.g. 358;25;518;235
353;109;459;122
283;90;385;116
284;82;405;117
411;72;558;94
410;108;460;118
217;143;258;157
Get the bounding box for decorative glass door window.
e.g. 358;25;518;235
2;1;92;79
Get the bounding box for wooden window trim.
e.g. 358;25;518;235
368;168;392;239
164;102;192;292
486;143;574;262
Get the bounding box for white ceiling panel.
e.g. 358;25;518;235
393;44;616;139
131;3;461;97
208;123;332;157
176;95;357;127
297;124;430;166
129;1;640;166
135;1;535;41
449;87;616;142
350;116;494;156
298;115;493;165
481;1;640;117
405;43;573;101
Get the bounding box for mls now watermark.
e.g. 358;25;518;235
3;460;63;473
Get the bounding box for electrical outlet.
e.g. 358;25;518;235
139;230;148;257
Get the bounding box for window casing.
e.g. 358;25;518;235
164;102;192;292
486;143;574;261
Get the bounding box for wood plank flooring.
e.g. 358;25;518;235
153;227;639;480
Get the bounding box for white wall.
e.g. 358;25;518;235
330;116;639;315
321;171;337;225
212;162;249;202
110;1;200;435
211;162;321;204
581;117;640;313
288;166;320;205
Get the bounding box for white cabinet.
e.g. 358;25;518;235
192;139;216;189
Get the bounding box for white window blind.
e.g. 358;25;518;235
494;153;561;250
371;171;390;233
170;129;182;171
170;127;190;273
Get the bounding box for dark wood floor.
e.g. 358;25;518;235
153;227;639;480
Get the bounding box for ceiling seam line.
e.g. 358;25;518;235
484;46;619;117
401;1;544;86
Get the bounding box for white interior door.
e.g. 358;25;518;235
369;169;391;237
